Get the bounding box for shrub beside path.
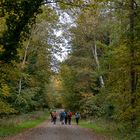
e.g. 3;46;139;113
1;120;109;140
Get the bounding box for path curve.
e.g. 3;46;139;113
1;120;108;140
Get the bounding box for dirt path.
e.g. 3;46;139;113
1;120;108;140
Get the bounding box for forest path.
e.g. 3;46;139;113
2;119;108;140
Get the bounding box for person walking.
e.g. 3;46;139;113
67;111;72;125
50;109;53;122
64;111;68;125
60;111;66;125
52;111;57;125
75;112;80;125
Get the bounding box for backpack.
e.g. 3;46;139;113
67;112;69;117
75;113;80;118
61;112;66;118
53;112;57;118
67;112;72;118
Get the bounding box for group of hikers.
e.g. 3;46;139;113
50;110;81;125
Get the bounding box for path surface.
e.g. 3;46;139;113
1;120;108;140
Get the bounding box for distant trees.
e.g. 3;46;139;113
60;0;140;133
0;0;85;115
0;4;59;114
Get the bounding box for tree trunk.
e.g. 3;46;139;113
0;0;5;17
91;41;105;88
18;36;31;95
129;0;137;128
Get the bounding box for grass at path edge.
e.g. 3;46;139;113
0;111;49;137
78;119;140;140
78;119;116;140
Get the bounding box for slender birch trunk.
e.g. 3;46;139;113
18;36;31;95
91;41;105;88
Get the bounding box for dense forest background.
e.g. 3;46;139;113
0;0;140;139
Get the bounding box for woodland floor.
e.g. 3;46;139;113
0;118;110;140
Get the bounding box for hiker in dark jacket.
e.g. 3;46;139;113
60;111;66;125
64;111;68;125
50;110;53;122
